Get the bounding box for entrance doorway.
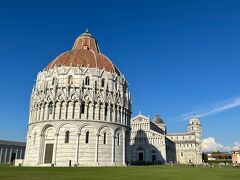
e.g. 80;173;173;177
11;153;16;163
138;152;144;161
152;154;156;162
44;144;54;164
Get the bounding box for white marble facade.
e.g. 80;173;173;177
130;114;167;164
166;118;202;164
24;32;131;167
130;115;202;165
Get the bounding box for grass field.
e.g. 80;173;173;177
0;165;240;180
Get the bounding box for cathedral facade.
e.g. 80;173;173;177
130;114;167;164
130;114;202;165
24;31;131;166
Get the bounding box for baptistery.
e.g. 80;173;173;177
24;31;132;166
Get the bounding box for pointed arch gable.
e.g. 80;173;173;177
82;90;93;102
95;92;104;103
106;94;114;104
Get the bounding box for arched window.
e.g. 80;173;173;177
101;79;105;87
181;152;183;157
105;103;108;119
85;76;90;86
48;102;53;115
117;133;120;146
65;131;70;143
52;77;57;86
85;131;89;144
103;132;107;144
68;75;73;86
80;102;85;114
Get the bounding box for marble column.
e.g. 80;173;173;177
122;131;126;165
95;104;99;120
107;106;111;121
85;104;88;120
53;133;59;165
75;102;80;120
112;135;115;164
59;103;63;119
0;148;3;163
99;104;102;120
65;103;68;119
37;106;42;121
16;148;18;159
46;104;50;120
38;106;41;121
75;133;80;165
113;106;117;123
41;105;45;121
122;108;126;125
95;134;100;164
20;149;23;159
117;106;120;123
53;102;56;120
24;136;30;162
92;103;95;120
72;102;75;119
103;104;106;121
120;108;123;124
35;107;39;121
38;134;44;164
88;103;92;120
8;148;12;163
4;148;8;163
122;109;124;125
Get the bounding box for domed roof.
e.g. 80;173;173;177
153;114;165;124
46;30;121;75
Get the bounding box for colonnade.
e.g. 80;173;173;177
0;146;25;163
30;101;130;126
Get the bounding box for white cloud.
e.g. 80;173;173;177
181;97;240;120
202;137;240;152
233;142;240;151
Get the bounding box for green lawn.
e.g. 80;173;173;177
0;165;240;180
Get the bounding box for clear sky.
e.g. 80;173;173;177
0;0;239;150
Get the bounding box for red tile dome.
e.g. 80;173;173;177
46;31;120;75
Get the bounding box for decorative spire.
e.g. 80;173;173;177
86;28;89;33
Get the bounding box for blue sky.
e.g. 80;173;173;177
0;0;239;150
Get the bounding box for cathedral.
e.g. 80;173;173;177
130;114;202;164
23;31;202;166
